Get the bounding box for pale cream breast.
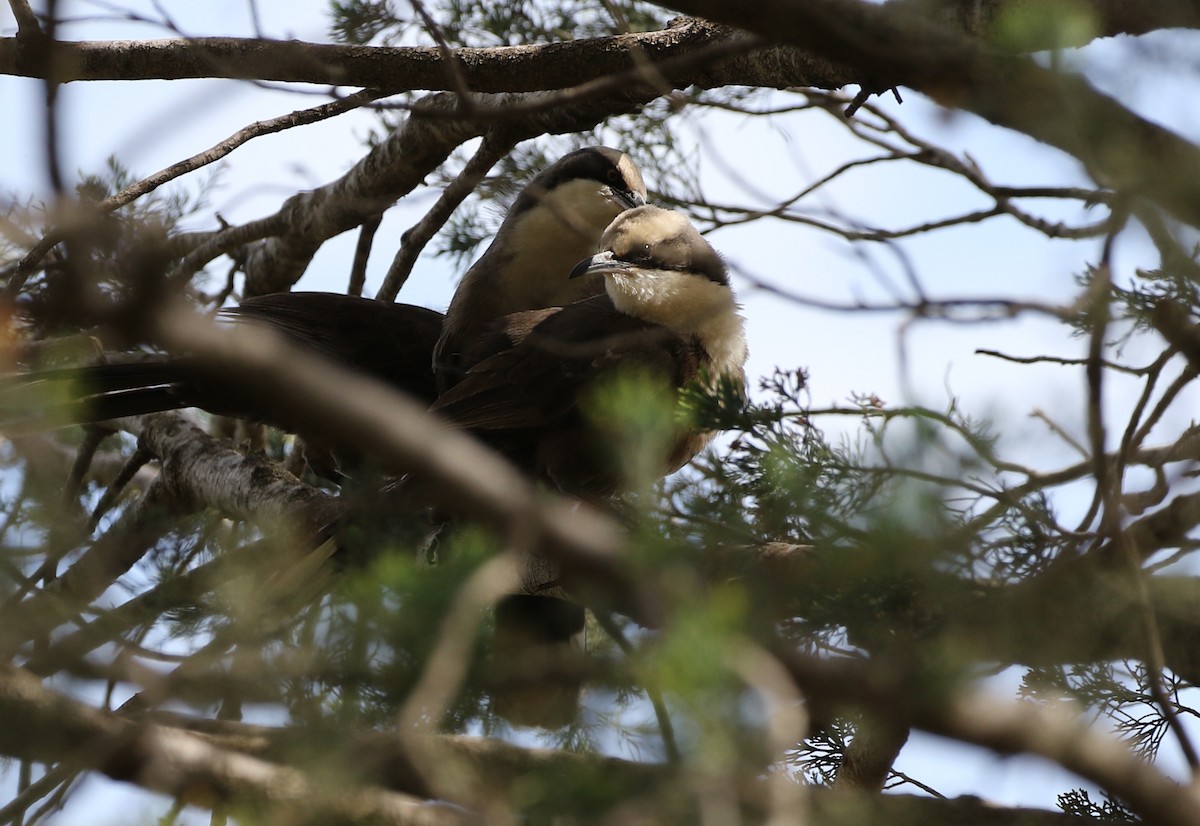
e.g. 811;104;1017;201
605;268;748;381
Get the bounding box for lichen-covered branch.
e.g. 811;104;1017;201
0;665;463;826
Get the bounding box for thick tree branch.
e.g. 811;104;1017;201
701;539;1200;684
900;0;1200;43
3;1;1197;86
144;303;657;625
0;672;1099;826
0;665;463;826
11;13;1200;292
0;24;818;88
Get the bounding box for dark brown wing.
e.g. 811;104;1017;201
228;293;444;404
430;295;697;432
428;295;708;497
431;246;516;394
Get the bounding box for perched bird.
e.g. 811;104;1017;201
430;204;748;500
431;204;747;727
433;145;646;391
2;147;647;452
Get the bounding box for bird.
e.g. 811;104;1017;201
2;146;648;460
428;204;748;500
433;145;646;391
422;204;747;727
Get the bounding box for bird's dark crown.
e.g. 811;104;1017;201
509;146;645;216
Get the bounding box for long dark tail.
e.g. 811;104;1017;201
0;360;205;430
1;292;447;431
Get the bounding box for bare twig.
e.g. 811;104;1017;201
63;425;109;505
0;762;75;825
0;472;175;658
976;348;1160;377
730;272;1081;323
348;213;382;297
594;611;681;764
375;132;518;302
1029;409;1089;459
660;0;1200;231
8;0;40;36
409;0;475;108
87;444;152;531
4;88;389;298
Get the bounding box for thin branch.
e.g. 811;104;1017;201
660;0;1200;231
19;541;250;678
8;0;40;36
375;132;518;302
40;0;63;197
0;763;76;826
409;0;474;106
885;769;946;799
348;213;382;297
4;87;389;297
975;348;1160;377
63;425;108;505
0;472;174;659
168;212;290;290
730;270;1080;323
87;444;151;532
1130;363;1200;454
1029;409;1089;460
594;611;681;764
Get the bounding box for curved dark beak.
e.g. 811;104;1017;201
570;250;635;279
611;188;647;211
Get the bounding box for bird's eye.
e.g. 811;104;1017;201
606;168;621;183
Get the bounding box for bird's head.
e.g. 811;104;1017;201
572;205;746;383
571;205;728;285
506;146;647;239
571;205;737;333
